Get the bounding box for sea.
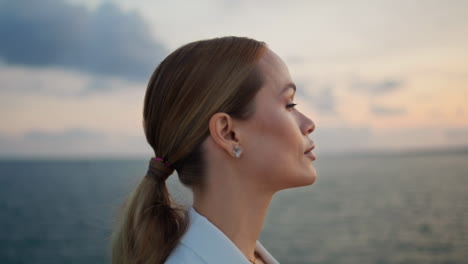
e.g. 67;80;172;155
1;151;467;264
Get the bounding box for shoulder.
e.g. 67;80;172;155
164;243;208;264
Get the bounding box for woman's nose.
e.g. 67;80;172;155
302;114;315;135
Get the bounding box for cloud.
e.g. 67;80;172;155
0;0;167;82
312;125;373;154
369;125;468;151
0;65;143;98
296;81;337;115
283;54;308;65
0;128;105;157
0;128;152;157
370;104;406;116
351;78;404;95
313;125;468;155
23;128;104;143
445;128;468;140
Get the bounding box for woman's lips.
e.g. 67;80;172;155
304;150;316;160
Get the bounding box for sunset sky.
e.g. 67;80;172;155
1;0;467;158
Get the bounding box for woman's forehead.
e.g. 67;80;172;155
258;49;293;94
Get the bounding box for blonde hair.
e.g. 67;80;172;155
110;36;267;264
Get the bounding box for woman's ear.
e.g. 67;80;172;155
208;112;241;157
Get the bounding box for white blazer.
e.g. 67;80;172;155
165;206;280;264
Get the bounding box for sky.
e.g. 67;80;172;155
0;0;467;158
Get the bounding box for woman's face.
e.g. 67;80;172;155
239;48;316;192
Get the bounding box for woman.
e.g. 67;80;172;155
111;36;316;264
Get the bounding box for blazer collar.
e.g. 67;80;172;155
180;206;280;264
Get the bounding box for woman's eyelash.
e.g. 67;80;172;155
286;103;297;109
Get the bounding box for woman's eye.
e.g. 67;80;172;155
286;103;297;109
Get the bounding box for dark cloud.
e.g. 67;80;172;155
351;78;404;95
0;0;167;82
370;104;406;116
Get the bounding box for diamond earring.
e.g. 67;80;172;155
232;145;242;158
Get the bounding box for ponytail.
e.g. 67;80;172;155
110;159;189;264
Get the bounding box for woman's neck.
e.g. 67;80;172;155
192;176;274;262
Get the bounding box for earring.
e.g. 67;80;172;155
232;144;243;158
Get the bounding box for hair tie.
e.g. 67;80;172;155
154;157;173;168
147;156;174;181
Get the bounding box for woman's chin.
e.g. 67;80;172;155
302;169;317;186
283;169;317;189
302;164;317;184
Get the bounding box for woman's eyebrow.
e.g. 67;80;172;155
280;82;296;95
